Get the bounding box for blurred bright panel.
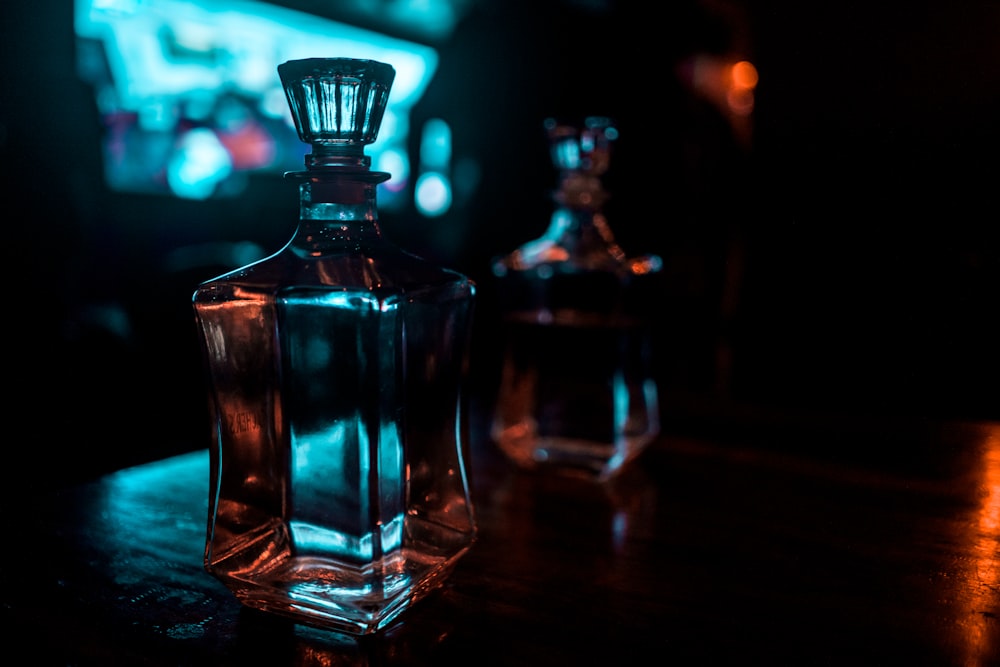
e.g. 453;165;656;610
75;0;439;204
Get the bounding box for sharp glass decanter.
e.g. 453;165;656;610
192;58;477;635
490;117;662;481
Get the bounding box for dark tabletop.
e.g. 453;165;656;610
4;409;999;666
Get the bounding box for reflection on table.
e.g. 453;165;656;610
3;415;999;665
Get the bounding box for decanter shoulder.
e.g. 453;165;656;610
195;245;473;293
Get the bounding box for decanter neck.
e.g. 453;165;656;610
285;169;390;251
554;172;609;210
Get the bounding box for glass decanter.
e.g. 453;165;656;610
490;116;662;481
192;58;477;635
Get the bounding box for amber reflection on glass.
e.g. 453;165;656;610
961;425;1000;664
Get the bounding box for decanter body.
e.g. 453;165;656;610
192;59;476;635
491;117;661;481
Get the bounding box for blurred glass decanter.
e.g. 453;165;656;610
491;117;662;481
192;58;477;635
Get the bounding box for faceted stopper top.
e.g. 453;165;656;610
546;116;616;210
278;58;395;169
545;116;616;176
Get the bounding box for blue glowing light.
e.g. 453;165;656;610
419;118;451;170
166;127;232;199
415;172;452;218
414;118;453;217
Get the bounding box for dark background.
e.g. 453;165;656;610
4;0;1000;487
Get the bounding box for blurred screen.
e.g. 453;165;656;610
74;0;439;209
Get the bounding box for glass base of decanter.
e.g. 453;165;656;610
213;549;467;635
492;428;657;482
207;514;474;634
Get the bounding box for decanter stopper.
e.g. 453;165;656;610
277;58;395;169
547;116;613;210
548;116;613;173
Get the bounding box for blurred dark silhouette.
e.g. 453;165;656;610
401;0;752;411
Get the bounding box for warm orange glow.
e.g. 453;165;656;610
981;440;1000;534
958;424;1000;664
727;88;755;116
731;60;759;90
678;54;756;147
727;61;757;116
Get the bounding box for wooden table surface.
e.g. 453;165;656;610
4;410;999;665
